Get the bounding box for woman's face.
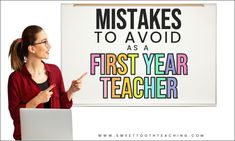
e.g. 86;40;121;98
31;30;51;59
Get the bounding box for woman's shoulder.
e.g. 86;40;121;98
8;70;23;81
44;63;61;72
9;70;22;77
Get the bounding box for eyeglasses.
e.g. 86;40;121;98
33;40;49;46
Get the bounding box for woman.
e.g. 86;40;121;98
8;25;86;140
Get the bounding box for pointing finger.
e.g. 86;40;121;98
46;83;56;91
77;72;88;81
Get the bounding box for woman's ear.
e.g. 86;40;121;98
28;45;35;54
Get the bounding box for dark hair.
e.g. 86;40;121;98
8;25;43;70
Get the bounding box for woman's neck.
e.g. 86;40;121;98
25;58;45;76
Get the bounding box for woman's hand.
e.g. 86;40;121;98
36;84;56;103
67;72;87;101
26;84;56;108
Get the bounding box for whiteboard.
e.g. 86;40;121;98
61;3;216;106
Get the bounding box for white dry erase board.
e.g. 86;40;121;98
61;3;216;106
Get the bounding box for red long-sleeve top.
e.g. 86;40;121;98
8;62;73;140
